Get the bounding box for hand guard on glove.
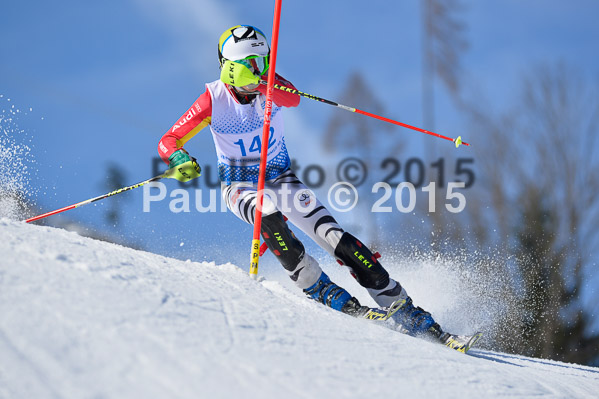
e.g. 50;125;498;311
166;149;201;182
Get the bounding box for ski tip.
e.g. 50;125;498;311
464;332;483;353
444;331;483;354
384;298;406;321
361;298;406;322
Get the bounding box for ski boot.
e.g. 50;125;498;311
302;272;392;319
390;296;444;340
391;296;483;353
303;272;362;314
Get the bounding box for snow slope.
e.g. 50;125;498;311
0;219;597;399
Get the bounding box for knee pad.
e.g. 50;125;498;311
261;211;305;272
334;232;390;290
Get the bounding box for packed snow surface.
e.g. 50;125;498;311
0;219;597;398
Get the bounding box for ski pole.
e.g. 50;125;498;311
262;80;469;147
249;0;283;278
25;161;199;223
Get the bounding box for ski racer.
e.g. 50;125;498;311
157;25;449;342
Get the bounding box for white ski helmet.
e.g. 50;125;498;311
218;25;270;76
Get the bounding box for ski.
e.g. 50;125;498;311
362;303;483;354
348;297;482;354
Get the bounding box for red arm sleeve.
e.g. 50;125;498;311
158;89;212;164
257;73;300;108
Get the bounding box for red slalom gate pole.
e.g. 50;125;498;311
249;0;283;278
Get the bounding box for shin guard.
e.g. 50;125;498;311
261;211;321;289
334;232;390;290
261;212;305;271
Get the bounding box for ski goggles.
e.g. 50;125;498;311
234;55;270;77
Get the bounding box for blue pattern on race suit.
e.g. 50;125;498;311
210;102;282;135
218;139;290;183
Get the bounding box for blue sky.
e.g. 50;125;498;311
2;0;599;273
